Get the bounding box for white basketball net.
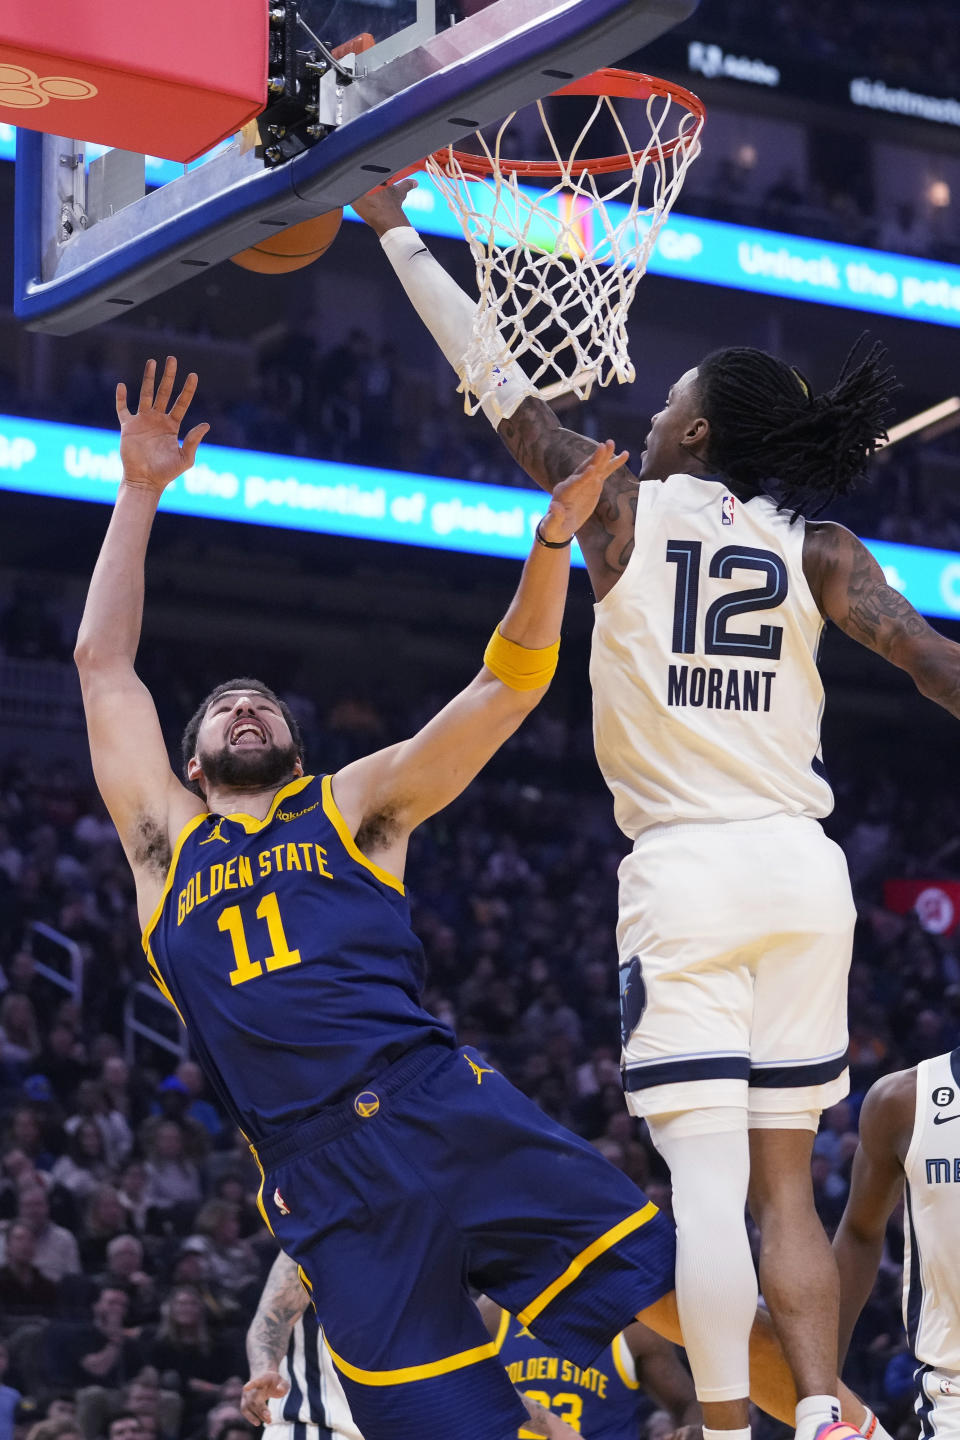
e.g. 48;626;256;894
426;82;704;415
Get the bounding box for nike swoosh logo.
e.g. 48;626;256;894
933;1112;960;1124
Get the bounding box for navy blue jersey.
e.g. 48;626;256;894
143;774;455;1141
495;1311;643;1440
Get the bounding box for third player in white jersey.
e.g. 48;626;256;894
267;1306;363;1440
902;1051;960;1375
836;1049;960;1440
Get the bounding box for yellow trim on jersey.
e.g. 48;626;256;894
297;1265;313;1292
140;774;317;957
517;1203;659;1327
247;1141;276;1237
321;774;405;895
612;1332;639;1390
324;1335;496;1387
492;1306;511;1354
223;774;314;833
140;811;208;954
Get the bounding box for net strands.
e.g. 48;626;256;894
427;77;704;413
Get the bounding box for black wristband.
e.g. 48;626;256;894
535;518;573;549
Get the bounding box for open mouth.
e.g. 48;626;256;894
229;719;267;746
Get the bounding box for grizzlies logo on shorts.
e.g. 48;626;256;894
620;957;646;1047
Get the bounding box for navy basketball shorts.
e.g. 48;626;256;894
252;1043;676;1440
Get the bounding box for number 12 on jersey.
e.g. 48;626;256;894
666;540;788;659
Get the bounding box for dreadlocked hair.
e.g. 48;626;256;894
696;335;899;520
180;677;305;797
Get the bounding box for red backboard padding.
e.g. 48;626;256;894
1;0;268;162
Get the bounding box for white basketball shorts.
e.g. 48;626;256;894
916;1364;960;1440
617;814;855;1119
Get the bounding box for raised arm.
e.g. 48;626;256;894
241;1249;308;1425
332;440;626;875
74;358;209;914
352;182;639;600
832;1069;913;1368
804;521;960;717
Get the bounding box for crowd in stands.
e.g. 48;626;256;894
0;664;957;1438
687;0;960;91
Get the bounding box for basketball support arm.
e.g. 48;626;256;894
378;224;534;426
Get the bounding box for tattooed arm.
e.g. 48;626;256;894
241;1250;309;1425
804;521;960;717
499;398;640;601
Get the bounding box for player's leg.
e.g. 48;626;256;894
748;820;856;1440
617;829;759;1438
637;1290;878;1433
256;1050;532;1440
748;1122;839;1407
645;1105;755;1435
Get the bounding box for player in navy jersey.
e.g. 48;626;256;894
480;1297;701;1440
73;355;681;1440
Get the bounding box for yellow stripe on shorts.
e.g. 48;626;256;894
517;1203;659;1327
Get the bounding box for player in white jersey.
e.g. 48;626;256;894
352;180;959;1440
834;1050;960;1440
243;1251;363;1440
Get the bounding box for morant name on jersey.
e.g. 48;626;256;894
666;664;776;712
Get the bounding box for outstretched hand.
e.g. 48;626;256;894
240;1369;289;1426
539;439;630;544
117;356;209;494
351;176;419;236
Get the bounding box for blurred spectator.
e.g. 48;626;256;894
44;1286;144;1391
3;1183;81;1282
143;1288;241;1433
65;1082;132;1172
0;997;42;1070
182;1204;257;1301
0;1344;20;1440
142;1125;203;1219
49;1121;111;1204
0;1223;58;1319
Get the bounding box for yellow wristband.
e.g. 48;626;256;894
483;626;559;691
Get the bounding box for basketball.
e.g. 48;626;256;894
230;209;343;274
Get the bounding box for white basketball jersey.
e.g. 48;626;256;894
590;473;834;837
902;1049;960;1371
267;1311;363;1440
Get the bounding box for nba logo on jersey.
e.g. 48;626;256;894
721;494;735;525
274;1188;291;1216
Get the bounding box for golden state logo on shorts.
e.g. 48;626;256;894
354;1090;380;1118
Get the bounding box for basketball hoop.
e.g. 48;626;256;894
425;69;705;415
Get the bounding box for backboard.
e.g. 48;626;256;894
14;0;699;334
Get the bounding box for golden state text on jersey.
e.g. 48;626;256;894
495;1310;644;1440
143;775;455;1141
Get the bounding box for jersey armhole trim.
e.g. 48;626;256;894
492;1307;510;1354
612;1332;640;1389
903;1063;927;1177
140;810;209;953
321;774;405;896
